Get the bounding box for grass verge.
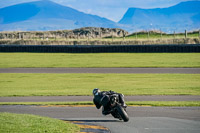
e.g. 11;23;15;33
0;101;200;107
0;101;93;106
0;53;199;68
0;112;80;133
0;73;199;96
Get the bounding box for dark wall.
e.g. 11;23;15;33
0;44;199;53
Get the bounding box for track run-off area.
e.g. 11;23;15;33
0;67;200;133
0;105;200;133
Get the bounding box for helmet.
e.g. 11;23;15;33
93;88;100;95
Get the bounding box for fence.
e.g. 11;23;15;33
127;30;200;39
0;44;199;53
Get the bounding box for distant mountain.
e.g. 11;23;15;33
0;0;199;32
0;0;119;31
119;1;200;32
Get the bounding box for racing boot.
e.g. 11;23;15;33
102;106;110;115
102;110;110;115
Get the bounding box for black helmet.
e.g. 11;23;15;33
93;88;100;95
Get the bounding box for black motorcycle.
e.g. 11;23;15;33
108;94;129;122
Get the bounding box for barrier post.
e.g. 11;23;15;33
199;29;200;38
123;31;125;41
136;32;137;39
99;28;101;39
112;31;114;42
185;30;187;38
174;31;176;39
18;33;21;40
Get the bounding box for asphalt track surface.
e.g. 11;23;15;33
0;96;200;133
0;68;200;73
0;105;200;133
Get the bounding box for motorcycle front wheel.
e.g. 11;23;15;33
116;104;129;122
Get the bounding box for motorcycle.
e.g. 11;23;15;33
108;94;129;122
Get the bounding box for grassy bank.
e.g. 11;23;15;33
0;38;200;45
0;53;199;68
0;101;199;107
125;31;200;39
0;73;199;96
0;112;80;133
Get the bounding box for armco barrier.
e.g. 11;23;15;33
0;44;199;53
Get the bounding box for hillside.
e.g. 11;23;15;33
0;0;119;31
119;1;200;32
0;0;199;32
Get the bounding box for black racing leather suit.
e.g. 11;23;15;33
93;90;125;115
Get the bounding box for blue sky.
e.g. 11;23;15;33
0;0;195;22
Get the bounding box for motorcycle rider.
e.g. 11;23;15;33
93;88;127;115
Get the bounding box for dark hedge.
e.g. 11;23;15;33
0;44;199;53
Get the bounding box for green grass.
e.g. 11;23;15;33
0;112;80;133
0;101;199;107
0;73;199;96
0;53;200;68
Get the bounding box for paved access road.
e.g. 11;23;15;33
0;68;200;73
0;95;200;102
0;105;200;133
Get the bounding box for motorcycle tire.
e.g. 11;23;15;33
116;104;129;122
